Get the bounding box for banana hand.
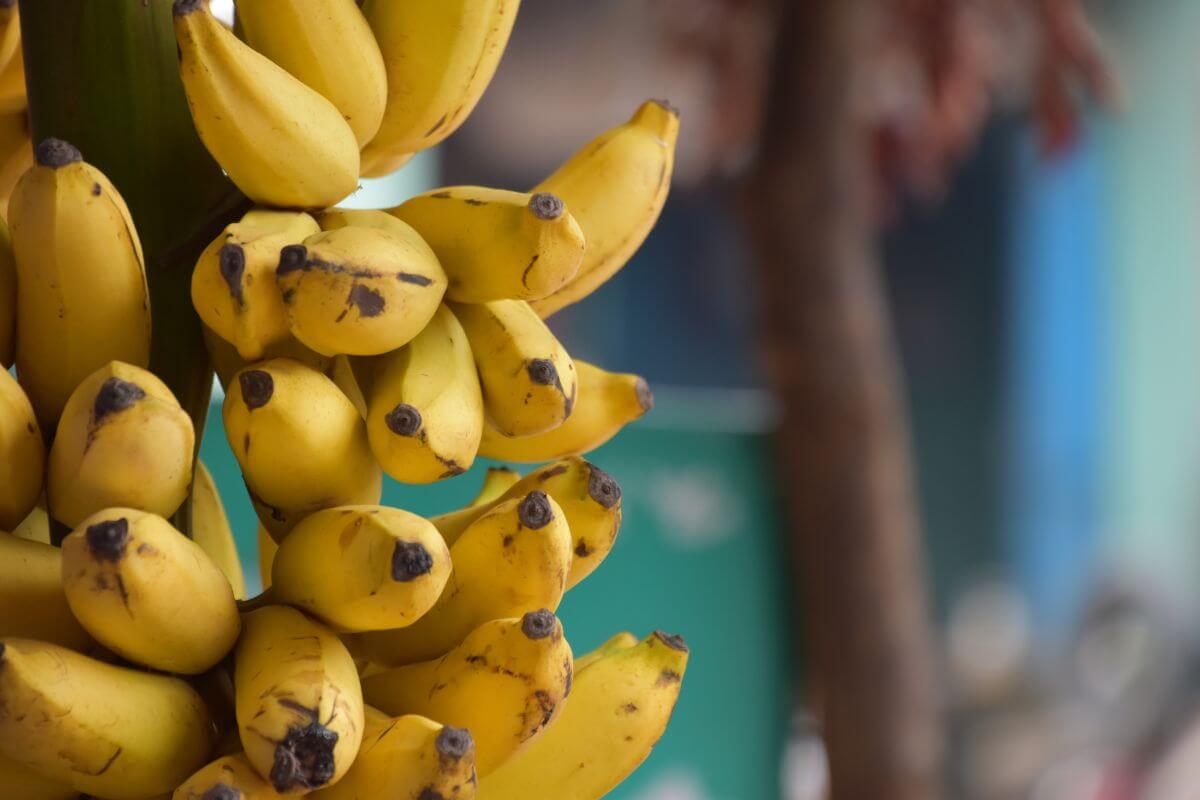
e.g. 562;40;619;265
0;532;92;650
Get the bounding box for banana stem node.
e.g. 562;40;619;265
587;465;622;508
35;137;83;168
271;721;339;792
654;631;689;652
435;726;473;759
94;377;146;422
529;192;565;220
239;370;274;410
86;518;131;562
518;491;554;529
521;609;556;640
391;541;434;582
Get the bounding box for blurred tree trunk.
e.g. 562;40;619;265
743;1;944;798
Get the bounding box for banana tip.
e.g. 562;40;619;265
86;518;131;562
35;138;82;169
435;726;473;760
384;403;422;437
653;631;689;653
586;465;622;509
172;0;206;15
526;358;559;388
94;377;147;422
219;244;247;304
277;245;309;276
519;490;554;530
651;98;681;117
391;541;434;582
239;370;275;410
271;722;338;792
200;785;239;800
635;378;654;413
529;192;565;220
522;609;558;640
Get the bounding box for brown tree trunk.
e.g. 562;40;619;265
744;1;944;798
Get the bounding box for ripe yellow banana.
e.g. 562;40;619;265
389;187;585;303
451;299;577;437
361;611;573;776
237;0;387;147
315;206;420;237
481;631;690;800
192;208;320;361
0;638;215;799
0;213;13;365
359;0;520;176
192;460;248;600
351;490;570;666
0;109;30;216
470;465;521;506
173;752;285;800
47;361;194;529
0;366;44;530
222;358;382;539
309;707;476;800
329;353;367;417
574;631;639;672
275;224;447;357
257;524;277;591
0;39;23;115
0;3;20;76
269;505;451;632
0;752;76;800
8;138;151;428
235;605;365;794
173;0;360;209
530;100;680;318
0;531;92;650
61;508;241;674
362;304;483;483
479;360;653;462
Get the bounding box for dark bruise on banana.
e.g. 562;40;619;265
522;356;576;420
246;682;359;792
85;376;146;449
276;243;439;324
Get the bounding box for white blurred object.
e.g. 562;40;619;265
1029;752;1112;800
649;467;743;549
782;714;829;800
630;769;712;800
947;578;1032;704
1142;710;1200;800
209;0;234;25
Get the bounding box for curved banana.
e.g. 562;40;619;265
315;206;420;237
0;638;215;799
0;366;44;530
222;358;382;539
275;224;446;357
0;532;92;650
310;707;476;800
451;299;577;437
9;138;151;428
481;631;690;799
269;505;451;632
0;752;77;800
574;631;639;672
389;187;585;303
173;0;360;209
479;360;653;462
329;353;367;417
173;752;285;800
0;214;13;365
192;460;248;600
235;605;365;794
257;524;277;591
361;610;573;776
359;0;520;176
352;490;571;666
470;465;521;506
47;361;194;529
363;304;483;484
237;0;387;147
530;100;680;318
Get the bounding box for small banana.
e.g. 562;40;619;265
192;460;248;600
359;0;520;176
47;361;194;529
0;366;44;531
389;187;585;303
530;100;680;318
237;0;387;147
268;505;451;633
173;0;360;209
0;638;215;799
9;138;151;429
235;605;365;794
479;360;653;462
470;466;521;506
451;299;577;437
361;611;573;776
362;304;483;484
574;631;640;672
0;532;92;650
275;224;446;357
0;752;76;800
481;631;690;800
173;752;285;800
257;524;277;591
0;213;13;365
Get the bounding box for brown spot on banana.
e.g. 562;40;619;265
391;541;434;582
87;518;130;562
270;722;339;792
220;244;247;306
93;378;146;423
385;403;422;437
518;491;554;529
587;465;622;508
521;609;556;640
239;370;274;410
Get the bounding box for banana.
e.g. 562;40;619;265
309;707;476;800
0;109;30;217
362;304;483;484
389;187;585;303
11;500;49;543
192;208;320;361
432;457;622;588
350;491;571;667
237;0;387;147
257;524;277;590
0;39;23;114
361;611;572;776
481;631;690;800
47;361;194;529
471;466;521;506
222;358;382;539
0;213;13;365
530;100;680;318
268;505;451;632
192;460;249;600
0;366;44;530
0;753;76;800
315;206;420;237
574;631;639;672
0;2;20;76
0;531;92;650
359;0;520;176
450;299;577;437
0;638;215;799
202;323;331;389
174;752;285;800
329;354;367;417
173;0;360;209
9;138;152;429
234;605;364;794
479;360;653;462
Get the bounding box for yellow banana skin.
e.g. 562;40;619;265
389;187;585;303
237;0;387;147
352;491;571;666
470;466;521;506
530;100;680;318
9;138;151;429
203;323;331;390
359;0;520;176
0;638;215;799
257;524;277;591
269;505;451;633
479;360;653;463
310;707;477;800
0;752;77;800
481;631;690;800
61;508;241;674
173;752;285;800
173;0;360;209
0;214;14;365
0;531;92;650
235;605;365;794
11;501;50;543
361;611;573;776
192;208;321;361
573;631;639;673
192;460;249;600
0;366;44;530
363;304;483;484
47;361;195;529
451;299;577;437
276;224;447;357
222;358;382;540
